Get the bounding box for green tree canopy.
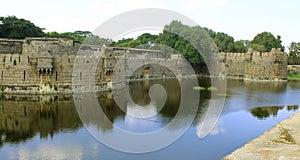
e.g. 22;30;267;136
155;20;216;66
46;31;111;45
251;32;284;52
213;32;235;52
288;42;300;65
289;42;300;58
0;16;44;39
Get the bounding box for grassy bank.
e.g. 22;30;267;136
288;73;300;81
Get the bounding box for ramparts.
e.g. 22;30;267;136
211;48;288;81
0;38;288;93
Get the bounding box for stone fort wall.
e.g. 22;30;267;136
0;38;188;92
0;38;288;93
211;48;288;81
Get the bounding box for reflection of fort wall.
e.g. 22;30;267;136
0;95;81;139
225;79;287;93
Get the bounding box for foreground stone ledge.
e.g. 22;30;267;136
223;111;300;160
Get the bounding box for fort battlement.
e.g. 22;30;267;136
0;38;288;93
213;48;287;80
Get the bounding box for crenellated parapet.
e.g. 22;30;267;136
0;37;289;93
215;48;287;80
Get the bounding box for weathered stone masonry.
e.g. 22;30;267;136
0;38;187;92
0;38;288;93
211;48;288;81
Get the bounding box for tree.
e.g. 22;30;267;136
0;16;44;39
249;43;267;52
110;38;141;48
289;42;300;58
233;40;247;53
214;32;235;52
288;42;300;65
46;31;111;45
136;33;157;45
154;20;217;66
251;32;284;52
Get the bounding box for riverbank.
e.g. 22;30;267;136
288;65;300;81
0;74;290;94
223;110;300;160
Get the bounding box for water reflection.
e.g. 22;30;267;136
0;78;299;159
0;95;81;147
0;79;299;146
250;105;284;119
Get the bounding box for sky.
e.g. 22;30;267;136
0;0;299;50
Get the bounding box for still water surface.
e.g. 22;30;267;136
0;78;300;160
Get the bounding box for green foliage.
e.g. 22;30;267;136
111;21;251;66
0;16;288;67
46;31;112;45
288;73;300;81
53;85;58;91
214;32;235;52
111;33;158;49
155;21;216;66
249;43;266;52
250;107;270;119
207;86;218;91
233;40;247;53
289;42;300;57
251;32;284;52
46;30;89;43
0;84;4;92
44;82;58;91
0;16;44;39
217;93;230;97
271;120;297;144
193;86;206;90
110;38;141;48
288;42;300;65
44;81;53;89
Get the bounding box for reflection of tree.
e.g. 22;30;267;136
250;106;284;119
128;79;181;118
287;105;299;111
288;81;300;89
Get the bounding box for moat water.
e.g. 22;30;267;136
0;78;300;160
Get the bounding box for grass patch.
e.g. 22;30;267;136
44;82;58;91
193;86;206;91
271;120;297;144
288;73;300;81
0;84;4;92
217;93;230;97
207;86;218;91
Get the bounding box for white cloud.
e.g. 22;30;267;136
196;118;226;137
15;144;84;160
